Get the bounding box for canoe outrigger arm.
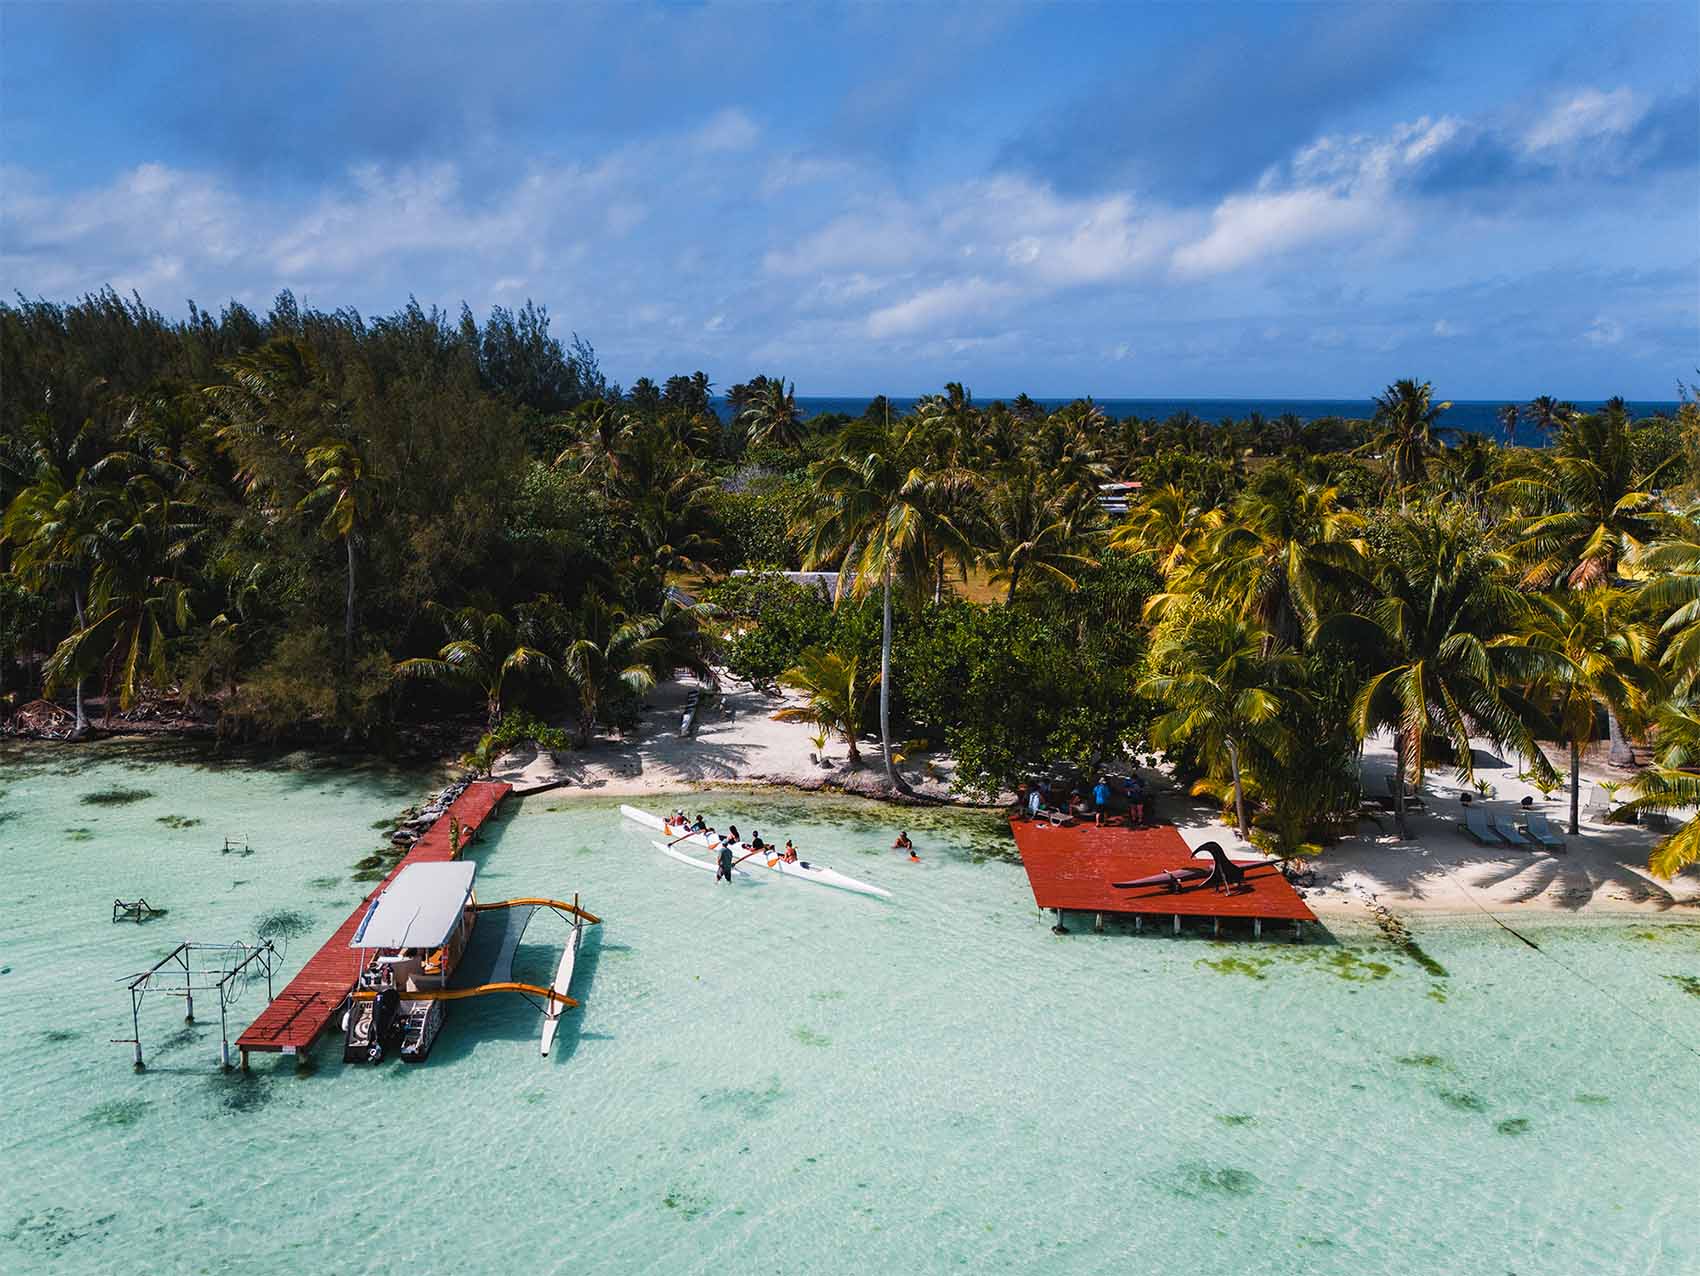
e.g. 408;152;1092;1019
475;897;602;925
352;980;579;1008
349;895;602;1012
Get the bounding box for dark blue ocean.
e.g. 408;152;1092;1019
712;397;1680;437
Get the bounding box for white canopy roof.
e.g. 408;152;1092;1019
351;861;476;949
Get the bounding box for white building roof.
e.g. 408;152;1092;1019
350;861;476;949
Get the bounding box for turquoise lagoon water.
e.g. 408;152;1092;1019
1;743;1697;1275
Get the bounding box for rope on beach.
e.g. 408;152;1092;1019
1422;852;1700;1063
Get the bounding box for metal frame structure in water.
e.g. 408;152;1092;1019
116;940;281;1071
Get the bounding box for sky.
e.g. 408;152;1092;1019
2;0;1696;398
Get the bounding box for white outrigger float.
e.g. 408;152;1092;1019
620;805;892;899
342;861;600;1063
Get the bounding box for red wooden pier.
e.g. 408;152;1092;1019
234;780;511;1067
1009;816;1315;937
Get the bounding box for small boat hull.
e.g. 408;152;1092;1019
622;805;889;899
540;918;583;1057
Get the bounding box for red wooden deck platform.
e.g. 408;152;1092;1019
1010;816;1315;927
235;780;511;1063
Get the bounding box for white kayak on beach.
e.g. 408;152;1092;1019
621;804;892;899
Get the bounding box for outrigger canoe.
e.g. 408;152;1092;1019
540;904;585;1058
621;805;892;900
650;839;754;878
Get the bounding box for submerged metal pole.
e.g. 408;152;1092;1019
131;989;144;1071
180;947;194;1023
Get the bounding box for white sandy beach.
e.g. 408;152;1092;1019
492;674;1700;920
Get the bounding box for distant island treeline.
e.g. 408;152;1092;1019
712;397;1682;435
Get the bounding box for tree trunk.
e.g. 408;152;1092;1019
1569;739;1581;837
70;586;89;737
1605;704;1633;767
1226;739;1249;841
344;534;356;671
879;565;906;792
1005;564;1020;605
1393;730;1409;840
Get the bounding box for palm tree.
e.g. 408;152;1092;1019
1139;610;1299;840
1637;509;1700;694
1497;403;1520;446
1525;394;1575;436
1109;484;1204;578
1166;469;1366;647
1492;410;1673;589
1368;378;1452;503
298;437;369;669
796;411;965;790
560;598;667;748
392;605;554;731
1433;434;1498;511
1619;700;1700;878
553;399;630;497
2;455;96;733
978;467;1097;603
772;645;877;766
740;376;803;450
1515;588;1659;835
1319;512;1551;838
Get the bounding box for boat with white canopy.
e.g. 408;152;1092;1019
342;860;600;1063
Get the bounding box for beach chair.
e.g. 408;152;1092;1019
1462;808;1508;846
1489;813;1535;849
1522;812;1566;852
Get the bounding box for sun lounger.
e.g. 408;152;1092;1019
1462;808;1509;846
1522;812;1566;852
1490;813;1536;849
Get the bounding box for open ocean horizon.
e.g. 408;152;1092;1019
710;396;1682;437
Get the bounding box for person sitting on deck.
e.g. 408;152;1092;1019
1068;789;1090;820
1092;776;1111;827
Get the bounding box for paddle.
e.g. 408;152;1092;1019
731;844;770;869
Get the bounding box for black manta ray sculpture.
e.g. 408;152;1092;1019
1110;841;1285;896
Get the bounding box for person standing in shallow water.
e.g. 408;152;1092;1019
716;838;735;883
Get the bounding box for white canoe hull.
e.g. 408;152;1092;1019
651;839;752;877
539;916;583;1058
622;805;890;899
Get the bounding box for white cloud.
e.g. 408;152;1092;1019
1582;315;1624;346
1433;319;1459;337
1523;88;1642;153
692;108;761;153
1172;187;1382;277
866;277;1016;338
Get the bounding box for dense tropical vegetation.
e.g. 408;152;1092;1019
3;289;1697;875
